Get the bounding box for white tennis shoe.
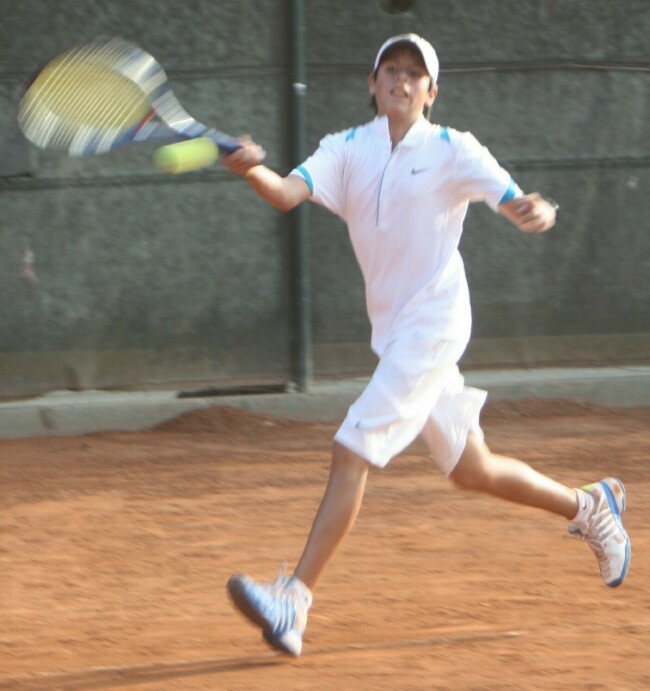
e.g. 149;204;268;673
227;568;312;656
567;477;631;587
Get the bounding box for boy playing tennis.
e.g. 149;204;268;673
222;33;631;657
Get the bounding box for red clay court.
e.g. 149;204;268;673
1;397;648;689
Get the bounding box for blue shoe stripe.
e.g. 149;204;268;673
600;480;622;519
599;480;631;587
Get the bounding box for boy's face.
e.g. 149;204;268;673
369;45;437;121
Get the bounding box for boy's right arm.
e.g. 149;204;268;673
222;137;311;212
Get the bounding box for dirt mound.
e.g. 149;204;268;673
153;404;334;450
155;405;304;434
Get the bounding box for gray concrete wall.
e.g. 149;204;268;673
0;0;648;397
304;0;649;372
0;0;295;396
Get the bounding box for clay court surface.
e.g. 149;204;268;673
1;398;649;690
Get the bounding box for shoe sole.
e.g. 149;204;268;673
227;575;298;655
599;478;631;588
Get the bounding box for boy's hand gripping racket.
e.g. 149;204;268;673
17;37;241;173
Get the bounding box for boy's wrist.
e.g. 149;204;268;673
244;164;265;179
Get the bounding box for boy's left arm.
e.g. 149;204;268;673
498;193;557;234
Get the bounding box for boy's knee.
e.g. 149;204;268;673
331;442;370;480
449;462;488;492
448;438;492;492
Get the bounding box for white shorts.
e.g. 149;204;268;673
334;339;487;475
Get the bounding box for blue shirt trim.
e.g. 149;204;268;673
440;126;450;142
296;165;313;194
498;179;518;205
345;127;358;141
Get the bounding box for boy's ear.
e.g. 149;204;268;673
426;83;439;107
368;72;377;95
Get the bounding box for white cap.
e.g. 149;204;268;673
373;33;439;83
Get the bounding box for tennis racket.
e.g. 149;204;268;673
17;36;241;159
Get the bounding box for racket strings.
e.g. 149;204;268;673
63;44;140;126
16;37;235;156
19;40;151;152
41;60;146;128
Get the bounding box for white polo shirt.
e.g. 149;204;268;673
292;115;522;355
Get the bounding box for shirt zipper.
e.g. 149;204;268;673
375;145;400;226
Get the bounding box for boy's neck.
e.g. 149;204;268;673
384;113;421;150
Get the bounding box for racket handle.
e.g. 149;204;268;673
130;122;241;154
202;129;241;154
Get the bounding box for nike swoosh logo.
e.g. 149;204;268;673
411;167;431;175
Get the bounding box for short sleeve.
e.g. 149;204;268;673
451;131;523;211
290;131;348;219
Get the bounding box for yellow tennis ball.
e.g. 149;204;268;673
153;137;218;174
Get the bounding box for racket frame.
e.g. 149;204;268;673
17;37;241;157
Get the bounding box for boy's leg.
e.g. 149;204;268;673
294;442;369;590
449;432;578;518
227;442;369;655
449;432;630;587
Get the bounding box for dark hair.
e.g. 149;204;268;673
369;42;435;119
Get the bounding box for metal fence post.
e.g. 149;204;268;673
289;0;313;391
